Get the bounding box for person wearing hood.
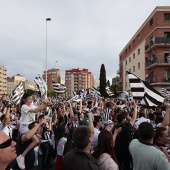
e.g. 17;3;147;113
92;130;119;170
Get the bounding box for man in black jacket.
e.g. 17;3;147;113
62;125;99;170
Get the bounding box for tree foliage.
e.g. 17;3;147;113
99;64;107;97
110;83;119;97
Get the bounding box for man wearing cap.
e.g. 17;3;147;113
0;131;17;170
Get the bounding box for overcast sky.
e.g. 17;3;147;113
0;0;169;83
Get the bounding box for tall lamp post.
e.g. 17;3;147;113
45;18;51;98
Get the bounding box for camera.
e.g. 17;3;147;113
3;100;12;108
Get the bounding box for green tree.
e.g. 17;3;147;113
110;83;119;97
106;80;110;87
47;89;56;97
99;64;107;97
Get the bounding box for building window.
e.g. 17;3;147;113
133;53;135;59
138;48;140;55
129;45;131;50
164;13;170;20
138;62;140;69
150;18;153;26
164;69;170;81
133;66;135;72
126;60;127;65
133;40;135;47
129;69;131;73
137;34;140;41
126;82;127;87
164;32;170;38
129;57;131;63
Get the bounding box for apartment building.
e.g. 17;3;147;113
7;77;14;95
0;66;7;94
65;68;94;97
119;6;170;92
43;68;60;89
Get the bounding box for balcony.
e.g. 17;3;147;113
145;37;170;52
145;56;170;69
147;77;170;85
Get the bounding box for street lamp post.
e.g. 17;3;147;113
45;18;51;98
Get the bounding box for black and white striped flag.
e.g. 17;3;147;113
102;107;112;123
34;75;47;97
11;82;24;105
52;82;67;94
68;95;81;102
106;87;114;97
127;71;165;107
91;87;101;98
78;88;90;99
160;88;170;97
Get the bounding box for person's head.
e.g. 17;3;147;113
139;112;146;118
93;116;102;128
20;93;32;106
73;107;79;121
149;113;156;121
0;132;17;169
0;114;10;125
56;123;66;139
72;125;92;150
155;115;163;124
28;121;39;130
116;113;126;123
138;122;154;141
38;114;46;122
92;130;118;164
154;127;170;145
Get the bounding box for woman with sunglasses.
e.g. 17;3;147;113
0;131;17;170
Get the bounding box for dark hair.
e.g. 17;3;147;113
155;115;163;124
139;112;145;118
20;93;32;106
92;130;119;165
149;113;155;120
38;114;45;120
154;127;167;144
116;113;126;123
138;122;154;140
106;102;111;108
72;125;91;149
28;121;39;130
0;114;5;121
56;123;66;139
93;116;102;127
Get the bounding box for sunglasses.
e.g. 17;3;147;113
0;139;12;149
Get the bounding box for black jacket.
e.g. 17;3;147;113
62;147;99;170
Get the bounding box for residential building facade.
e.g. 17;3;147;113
0;66;7;94
65;68;94;97
43;68;61;89
7;77;14;95
119;6;170;92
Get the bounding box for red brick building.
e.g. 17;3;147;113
65;68;94;97
119;6;170;92
43;68;61;89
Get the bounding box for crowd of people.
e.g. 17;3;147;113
0;93;170;170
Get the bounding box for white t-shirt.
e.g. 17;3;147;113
91;128;100;151
57;137;67;156
0;123;14;139
20;104;37;125
134;117;150;130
